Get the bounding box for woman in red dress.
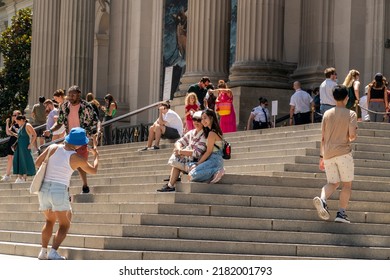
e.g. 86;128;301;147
213;80;236;133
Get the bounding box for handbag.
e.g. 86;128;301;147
30;145;55;194
167;153;189;172
216;102;231;116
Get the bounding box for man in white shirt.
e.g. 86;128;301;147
319;67;338;114
289;81;313;125
359;85;369;121
140;102;183;151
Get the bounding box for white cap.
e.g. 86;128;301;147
192;111;202;119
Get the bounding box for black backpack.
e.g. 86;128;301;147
214;138;231;160
221;140;231;159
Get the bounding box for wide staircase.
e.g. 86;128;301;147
1;122;390;260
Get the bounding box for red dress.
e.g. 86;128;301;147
216;91;236;133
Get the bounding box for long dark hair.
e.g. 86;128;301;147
104;94;118;109
202;109;223;138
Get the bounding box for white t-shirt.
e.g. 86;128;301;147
47;108;66;135
320;79;337;106
251;106;270;123
164;109;184;136
290;89;313;113
359;95;369;121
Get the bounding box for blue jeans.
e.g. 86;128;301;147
189;151;224;182
320;104;335;115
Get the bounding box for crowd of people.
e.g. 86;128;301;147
288;68;390;125
0;85;103;259
0;69;387;259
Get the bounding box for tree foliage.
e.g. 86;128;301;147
0;8;32;137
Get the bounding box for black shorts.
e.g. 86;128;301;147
35;125;46;137
162;126;180;140
5;138;17;156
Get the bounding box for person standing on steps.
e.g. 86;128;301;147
289;81;313;125
187;76;211;110
13;115;37;183
1;110;21;182
246;97;271;130
101;93;118;145
313;85;357;224
43;85;100;194
36;127;99;260
319;67;338;114
32;96;47;148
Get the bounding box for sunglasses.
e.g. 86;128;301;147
192;118;202;122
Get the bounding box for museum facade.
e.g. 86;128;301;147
0;0;389;127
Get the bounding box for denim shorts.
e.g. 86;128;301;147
38;180;71;212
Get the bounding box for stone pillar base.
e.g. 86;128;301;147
231;86;293;130
291;66;326;90
229;61;296;89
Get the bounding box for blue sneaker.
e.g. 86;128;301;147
313;197;330;220
334;211;350;223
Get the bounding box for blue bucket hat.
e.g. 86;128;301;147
65;127;89;146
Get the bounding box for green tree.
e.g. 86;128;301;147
0;8;32;137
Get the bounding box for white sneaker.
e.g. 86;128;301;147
15;178;24;183
37;248;48;260
1;175;10;182
48;249;66;260
313;196;330;220
210;168;225;184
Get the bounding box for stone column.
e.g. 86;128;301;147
107;0;132;104
28;0;61;118
57;0;95;95
229;0;294;88
29;0;61;97
178;0;231;93
364;0;385;81
93;33;109;99
291;0;335;88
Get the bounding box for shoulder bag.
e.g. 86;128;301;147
30;145;56;194
214;133;231;160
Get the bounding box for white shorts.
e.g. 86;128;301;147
324;153;354;184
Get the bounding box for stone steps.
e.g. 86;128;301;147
1;229;390;259
1;122;390;259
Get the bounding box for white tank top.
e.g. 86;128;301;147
45;145;76;185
